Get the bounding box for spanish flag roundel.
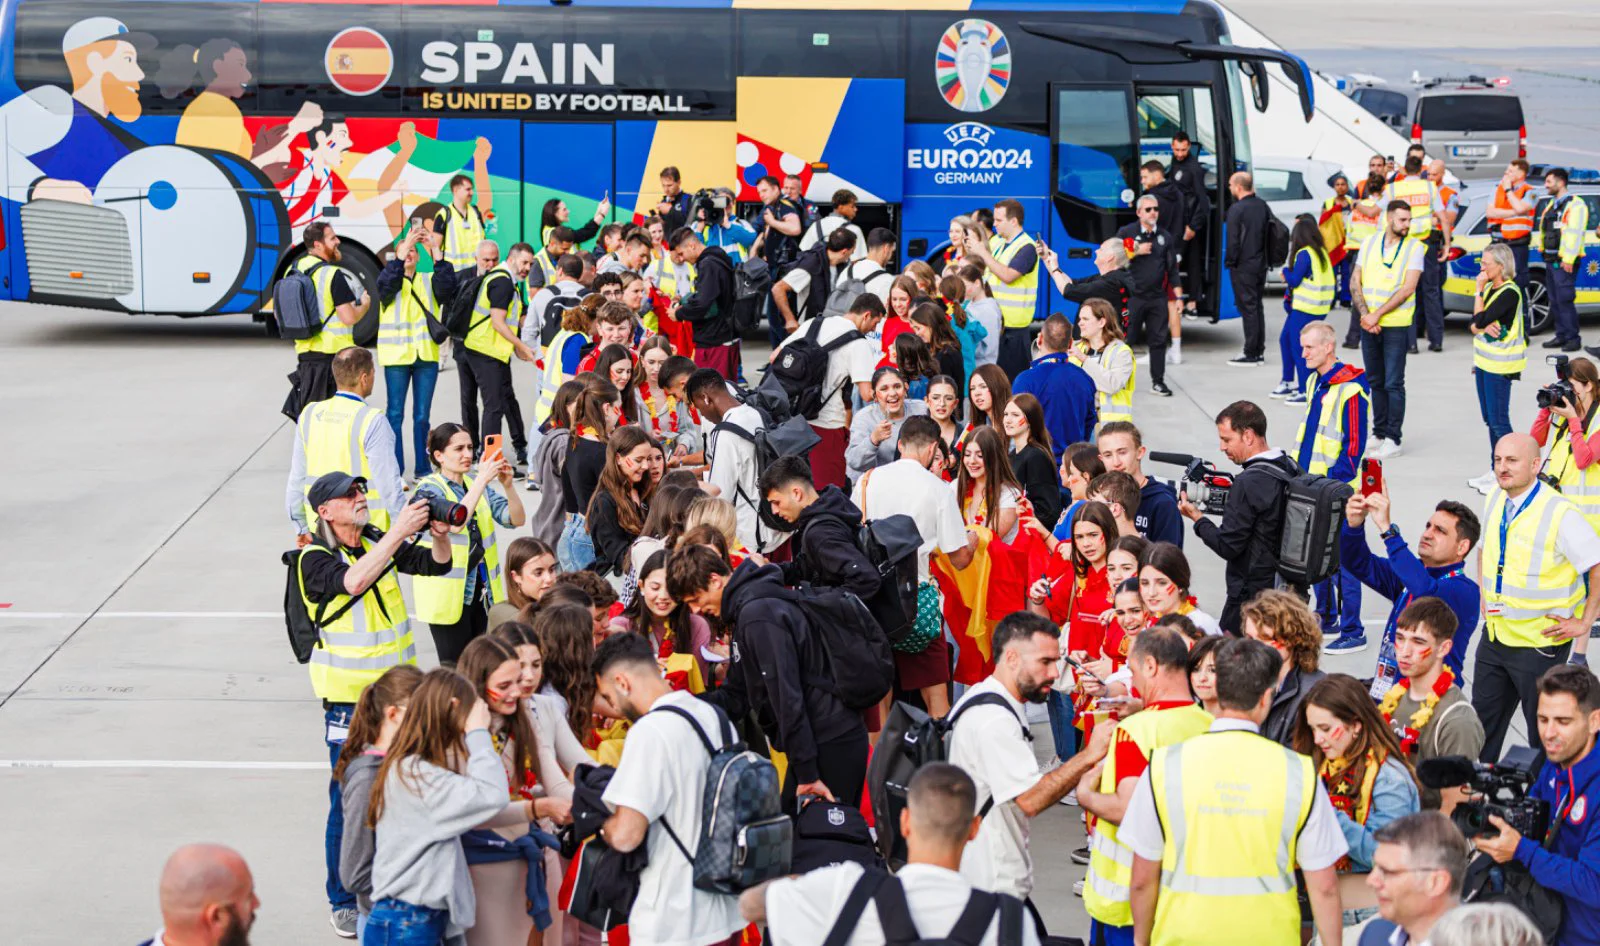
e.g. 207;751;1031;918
325;27;392;97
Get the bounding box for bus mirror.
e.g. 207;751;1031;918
1241;60;1270;113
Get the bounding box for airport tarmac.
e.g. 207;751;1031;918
0;296;1544;942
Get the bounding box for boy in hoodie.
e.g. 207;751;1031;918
1294;320;1370;651
667;544;870;811
666;227;741;380
759;455;881;601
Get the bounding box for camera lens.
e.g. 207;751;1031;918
425;496;468;527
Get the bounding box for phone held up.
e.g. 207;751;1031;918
1361;458;1383;497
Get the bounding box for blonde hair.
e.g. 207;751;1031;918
1241;589;1322;674
684;495;738;548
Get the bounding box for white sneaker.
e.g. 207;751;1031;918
1468;471;1496;495
1169;339;1183;365
1370;437;1389;456
1269;381;1295;399
1374;439;1404;459
1073;880;1086;897
1062;789;1079;807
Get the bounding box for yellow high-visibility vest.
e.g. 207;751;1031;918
1360;232;1422;329
410;473;505;624
1147;729;1316;946
1290;246;1335;316
1295;367;1369;487
1481;484;1586;647
1389;177;1439;239
463;265;524;363
535;328;584;425
1083;703;1212;928
1543;411;1600;532
533;248;560;286
297;394;392;532
987;232;1040;329
296;533;416;704
650;255;696;299
1093;339;1136;425
436;204;486;270
376;272;440;367
1473;281;1526;377
292;255;356;356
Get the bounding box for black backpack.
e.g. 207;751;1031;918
282;537;393;664
712;416;821;541
1261;461;1353;585
866;693;1026;868
273;261;328;341
1266;213;1292;268
821;869;1027;946
786;582;895;712
443;271;492;340
541;287;587;347
730;257;771;333
857;513;925;649
767;317;863;421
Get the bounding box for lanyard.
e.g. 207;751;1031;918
1400;562;1466;614
1495;483;1540;597
1379;234;1407;270
997;231;1025;259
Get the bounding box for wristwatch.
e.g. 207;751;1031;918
1380;524;1401;541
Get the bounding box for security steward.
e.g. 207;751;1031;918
1537;167;1590;354
966;198;1040;380
458;242;537;460
375;226;450;481
284;222;371;419
1473;432;1600;763
432;172;488;271
292;470;451;934
287;347;405;543
1384;155;1452;354
1119;637;1348;946
1486;159;1537;298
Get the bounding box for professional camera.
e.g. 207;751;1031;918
692;188;731;227
1537;354;1575;410
1419;746;1550;843
1149;451;1233;516
420;495;468;528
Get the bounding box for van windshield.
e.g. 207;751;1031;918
1418;94;1524;131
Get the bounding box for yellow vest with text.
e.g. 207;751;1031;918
298;533;417;704
292;255;356;356
1544;410;1600;531
463;265;524;363
1147;729;1316;946
1480;484;1586;647
1295;368;1369;486
1360;233;1421;328
437;204;486;270
1473;281;1526;376
1083;703;1213;928
535;328;584;425
988;232;1040;329
1389;177;1438;239
377;272;440;367
1095;339;1136;425
1289;246;1335;316
410;473;505;624
297;394;391;531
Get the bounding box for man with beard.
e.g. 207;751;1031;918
946;611;1113;902
140;844;259;946
283;222;371;416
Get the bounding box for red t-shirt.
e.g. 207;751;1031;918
1044;562;1111;658
880;315;912;355
1111;699;1197;779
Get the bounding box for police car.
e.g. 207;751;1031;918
1444;174;1600;335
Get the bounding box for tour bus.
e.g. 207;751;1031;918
0;0;1312;337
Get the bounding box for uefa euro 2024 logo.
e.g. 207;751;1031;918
936;19;1012;114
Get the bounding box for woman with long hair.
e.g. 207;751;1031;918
883;275;919;354
531;604;599;744
1296;673;1421;925
539;196;605;247
456;636;572;946
628;483;698;580
1003;393;1062;532
905;259;939;298
938;274;984;382
965;363;1011;434
336;665;424;940
366;669;510;946
634;337;701;458
529;379;584;547
586;425;656;577
1137;542;1223;636
847;367;929;482
1052;442;1107;548
413;423;526;664
910;300;966;388
890;332;939;400
611;548;714;690
558;376;622;571
957;262;1003;368
489;537;559;628
1027;502;1117;761
924;375;963;480
1186;635;1225;717
1070;298;1136;425
1275;213;1337;399
1243;589;1328;746
593;344;639;422
1532;355;1600;541
942;215;975;273
954;426;1023;543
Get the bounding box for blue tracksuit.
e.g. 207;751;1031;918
1518;747;1600;946
1297;363;1369;637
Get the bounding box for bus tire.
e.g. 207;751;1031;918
259;313;280;339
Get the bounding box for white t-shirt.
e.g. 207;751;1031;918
764;862;1042;946
852;458;969;582
706;400;784;553
602;691;745;946
947;677;1040;899
775;315;877;429
846;259;896;310
798;214;867;261
1117;718;1349;872
952;481;1022;543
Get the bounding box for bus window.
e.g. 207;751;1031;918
1137;92;1184;158
738;11;902;78
1054;87;1136;210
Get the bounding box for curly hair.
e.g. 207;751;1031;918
1241;589;1322;674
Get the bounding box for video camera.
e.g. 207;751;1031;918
693;188;732;227
1150;452;1233;516
1537;354;1575;411
1420;746;1550;844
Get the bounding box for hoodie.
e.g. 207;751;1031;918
781;486;881;601
1147;178;1186;243
1295;362;1369;484
705;562;861;782
676;245;738;346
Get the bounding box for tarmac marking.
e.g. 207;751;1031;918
0;612;281;620
0;759;324;770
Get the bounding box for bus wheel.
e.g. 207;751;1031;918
258;313;281;339
341;251;382;348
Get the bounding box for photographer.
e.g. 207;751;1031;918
751;174;805;346
689;186;757;263
1178;400;1299;635
654;165;694;233
1531;356;1600;532
1472;665;1600;946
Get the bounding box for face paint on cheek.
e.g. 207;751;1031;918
1417;647;1432;661
487;688;509;705
1328;725;1345;742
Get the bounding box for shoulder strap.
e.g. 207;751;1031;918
820;869;892;946
298;542;395;628
994;895;1027;946
948;691;1030;742
946;889;1003;946
649;702;719;755
870;875;923;946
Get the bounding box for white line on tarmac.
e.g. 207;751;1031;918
0;611;281;619
0;759;324;770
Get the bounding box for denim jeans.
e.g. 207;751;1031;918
1046;688;1078;762
1334;255;1355;306
1314;567;1363;637
1279;310;1323;387
1548;261;1580;343
363;899;447;946
384;361;439;478
325;703;356;911
557;513;594;571
1361;325;1410;443
1475;368;1514;468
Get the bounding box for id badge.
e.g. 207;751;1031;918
326;722;350;744
1485;600;1505;617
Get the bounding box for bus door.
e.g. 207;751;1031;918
1047;82;1139;317
1135;86;1220;316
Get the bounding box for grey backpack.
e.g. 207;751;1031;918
651;703;792;894
274;262;328;341
822;259;872;321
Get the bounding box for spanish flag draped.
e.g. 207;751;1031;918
933;522;1052;684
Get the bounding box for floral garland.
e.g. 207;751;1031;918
1378;667;1455;756
637;379;680;439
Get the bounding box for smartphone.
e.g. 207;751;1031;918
483;434;504;465
1362;458;1384;497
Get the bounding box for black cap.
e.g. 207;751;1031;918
307;472;367;510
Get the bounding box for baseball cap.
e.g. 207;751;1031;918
307;472;368;510
62;17;156;56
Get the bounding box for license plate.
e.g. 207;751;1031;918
1452;144;1492;158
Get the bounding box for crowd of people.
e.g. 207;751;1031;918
170;148;1600;946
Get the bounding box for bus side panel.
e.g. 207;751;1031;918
735;77;905;207
614;120;735;225
522;122;610;249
